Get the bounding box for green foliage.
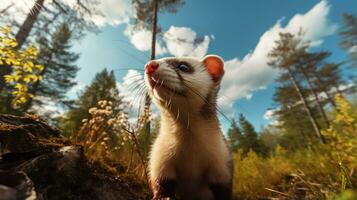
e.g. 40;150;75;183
28;23;79;111
323;95;357;188
239;114;266;156
340;13;357;68
233;147;293;199
331;190;357;200
0;26;44;108
227;118;242;152
268;31;348;145
232;96;357;199
227;114;267;156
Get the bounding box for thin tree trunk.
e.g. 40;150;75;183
312;71;336;108
150;0;158;60
287;67;326;144
144;0;158;136
298;66;330;127
0;0;46;93
0;3;13;15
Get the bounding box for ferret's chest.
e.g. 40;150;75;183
173;136;209;181
172;130;222;171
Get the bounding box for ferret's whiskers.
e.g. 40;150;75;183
169;93;173;110
182;81;232;124
134;85;147;106
124;80;146;114
114;68;145;72
116;45;147;65
176;106;180;123
113;39;150;60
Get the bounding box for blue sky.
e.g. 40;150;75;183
66;0;357;131
5;0;355;131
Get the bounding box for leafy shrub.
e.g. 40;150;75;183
233;146;293;199
74;100;152;181
0;26;44;108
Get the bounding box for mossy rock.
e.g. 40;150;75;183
0;114;150;200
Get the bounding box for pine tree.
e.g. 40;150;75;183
23;23;79;113
59;69;123;135
268;32;326;144
318;62;346;96
340;13;357;68
298;51;331;127
272;82;316;148
259;126;278;153
305;51;338;107
227;118;242;152
238;114;264;155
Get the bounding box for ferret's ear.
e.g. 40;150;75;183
202;55;224;82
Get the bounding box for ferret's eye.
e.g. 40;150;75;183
177;64;190;72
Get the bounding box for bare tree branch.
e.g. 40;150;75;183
0;3;14;15
52;0;68;14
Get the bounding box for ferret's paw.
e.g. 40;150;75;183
151;197;170;200
210;182;232;200
151;178;176;199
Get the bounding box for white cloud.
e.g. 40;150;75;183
264;109;275;120
0;0;36;23
349;45;357;53
0;0;133;27
125;25;211;58
60;0;134;27
218;1;337;115
163;26;211;58
124;25;168;56
84;0;133;27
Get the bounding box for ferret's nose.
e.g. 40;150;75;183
145;61;159;74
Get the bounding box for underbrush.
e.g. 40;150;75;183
70;100;153;184
233;95;357;199
65;96;357;199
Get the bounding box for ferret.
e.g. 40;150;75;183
144;55;232;200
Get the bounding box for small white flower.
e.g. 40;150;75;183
88;107;97;115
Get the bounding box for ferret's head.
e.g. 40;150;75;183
144;55;224;118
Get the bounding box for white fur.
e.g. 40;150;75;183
146;56;231;200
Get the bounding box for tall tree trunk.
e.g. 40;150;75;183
0;0;46;93
311;71;336;108
144;0;158;138
288;107;310;146
287;67;326;144
150;0;158;61
298;66;330;128
15;0;46;48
